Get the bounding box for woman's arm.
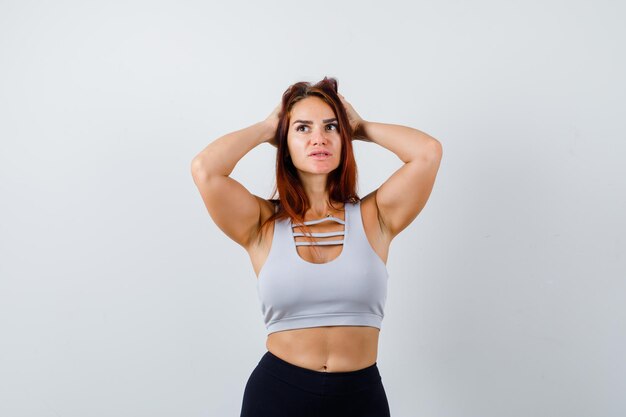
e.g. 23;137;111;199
191;120;275;177
338;93;442;239
191;108;278;249
360;120;443;239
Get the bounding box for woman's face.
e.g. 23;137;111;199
286;96;342;176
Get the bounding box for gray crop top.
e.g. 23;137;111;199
256;200;389;335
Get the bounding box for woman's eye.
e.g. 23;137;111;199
296;124;338;132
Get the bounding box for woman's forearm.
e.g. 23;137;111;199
191;121;274;178
357;121;441;163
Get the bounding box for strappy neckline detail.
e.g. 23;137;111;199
291;215;346;246
289;204;349;266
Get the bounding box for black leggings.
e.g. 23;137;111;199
239;350;391;417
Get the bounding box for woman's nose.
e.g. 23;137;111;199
311;128;327;144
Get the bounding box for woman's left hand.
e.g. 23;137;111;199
338;93;366;140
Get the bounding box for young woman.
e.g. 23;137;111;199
191;77;442;416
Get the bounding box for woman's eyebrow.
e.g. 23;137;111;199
292;118;337;125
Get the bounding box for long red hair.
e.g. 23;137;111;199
259;76;361;243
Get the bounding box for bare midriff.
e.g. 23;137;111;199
266;325;380;372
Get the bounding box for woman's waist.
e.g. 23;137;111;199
266;325;380;372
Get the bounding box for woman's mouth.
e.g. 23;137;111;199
309;151;332;160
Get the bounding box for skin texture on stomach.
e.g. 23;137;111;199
266;325;380;373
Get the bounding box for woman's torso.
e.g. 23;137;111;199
246;193;392;372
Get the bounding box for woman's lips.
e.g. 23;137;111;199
309;153;331;160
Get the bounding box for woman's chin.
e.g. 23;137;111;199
297;166;339;176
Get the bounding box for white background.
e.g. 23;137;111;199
1;1;624;416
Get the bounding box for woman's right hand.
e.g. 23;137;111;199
263;103;281;148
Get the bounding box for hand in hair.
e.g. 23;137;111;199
338;93;366;141
263;102;281;148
